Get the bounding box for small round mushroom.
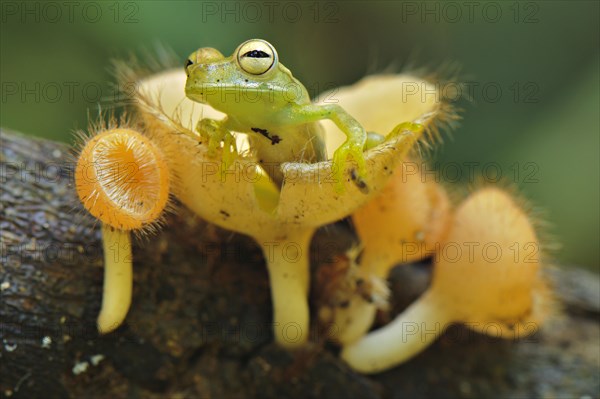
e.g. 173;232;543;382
75;127;170;333
341;187;548;373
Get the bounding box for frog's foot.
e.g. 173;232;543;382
332;141;368;194
388;121;424;139
197;119;238;169
364;132;385;151
221;132;238;170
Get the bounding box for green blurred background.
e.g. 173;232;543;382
1;1;598;270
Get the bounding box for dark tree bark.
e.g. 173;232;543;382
1;129;598;398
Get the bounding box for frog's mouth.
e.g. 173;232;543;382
185;83;295;105
184;84;208;104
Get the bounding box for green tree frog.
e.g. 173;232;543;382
184;39;368;189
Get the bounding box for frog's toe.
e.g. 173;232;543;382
350;168;369;194
221;133;238;169
206;136;220;154
200;130;235;160
364;132;385;151
332;143;367;193
389;121;424;138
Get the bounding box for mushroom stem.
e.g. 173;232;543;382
341;291;452;374
334;163;452;344
335;298;378;344
97;225;133;334
334;255;391;344
258;229;314;348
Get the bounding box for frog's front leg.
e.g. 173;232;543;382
287;104;368;192
196;118;238;168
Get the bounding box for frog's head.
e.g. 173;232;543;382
185;39;305;116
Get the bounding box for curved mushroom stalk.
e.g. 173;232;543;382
342;187;549;373
341;290;452;374
133;69;447;348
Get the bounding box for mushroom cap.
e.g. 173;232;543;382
317;75;444;158
353;161;451;273
132;69;444;238
75;128;170;230
431;187;541;329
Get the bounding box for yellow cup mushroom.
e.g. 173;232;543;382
332;161;452;344
126;69;449;348
354;162;451;267
75;125;170;333
341;187;548;373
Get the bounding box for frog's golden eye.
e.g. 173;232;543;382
236;39;277;75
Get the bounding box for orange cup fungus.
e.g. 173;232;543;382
75;128;170;231
75;127;170;333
